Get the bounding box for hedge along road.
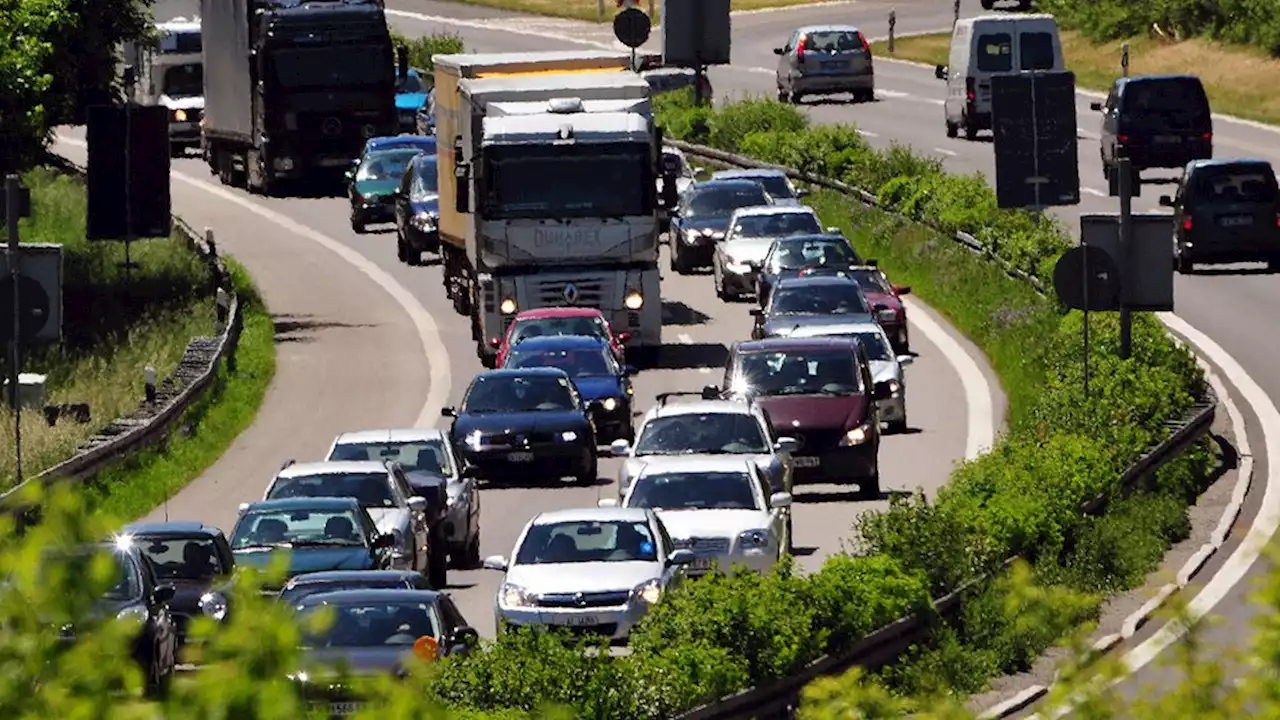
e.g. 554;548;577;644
49;2;999;640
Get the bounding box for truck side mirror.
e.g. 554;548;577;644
934;64;947;80
454;162;470;214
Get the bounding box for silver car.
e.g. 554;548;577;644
259;460;430;576
787;321;914;432
713;205;829;301
325;429;481;569
482;507;695;642
709;169;808;206
774;25;876;104
610;393;798;497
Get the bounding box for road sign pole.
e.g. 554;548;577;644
1121;42;1129;78
1081;237;1090;398
6;174;24;486
1118;157;1134;359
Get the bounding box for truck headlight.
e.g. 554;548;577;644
173;109;187;122
632;579;662;605
839;423;873;446
624;291;643;310
499;298;517;314
500;583;533;608
199;591;228;621
738;529;770;549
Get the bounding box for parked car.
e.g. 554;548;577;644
1090;74;1213;190
121;521;235;646
775;25;875;104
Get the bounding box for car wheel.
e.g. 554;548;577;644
777;86;787;102
945;119;958;138
576;447;598;486
789;91;802;104
350;211;366;234
396;228;409;262
858;89;875;103
428;532;449;588
465;531;482;568
857;470;881;501
888;418;908;434
1175;245;1193;274
963;120;978;140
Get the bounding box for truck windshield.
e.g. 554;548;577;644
482;142;652;219
163;63;203;98
271;45;390;89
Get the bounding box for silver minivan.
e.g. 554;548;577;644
774;25;875;104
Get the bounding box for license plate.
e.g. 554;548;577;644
690;558;716;571
330;703;364;716
820;61;847;70
1220;215;1253;227
793;456;821;468
555;614;598;626
1154;135;1180;144
507;452;534;462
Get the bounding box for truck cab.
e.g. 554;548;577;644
128;17;205;155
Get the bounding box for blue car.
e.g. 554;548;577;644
394;151;441;264
499;334;636;444
395;68;430;132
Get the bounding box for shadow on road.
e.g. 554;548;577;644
642;342;729;371
793;488;911;504
272;313;378;343
661;300;712;326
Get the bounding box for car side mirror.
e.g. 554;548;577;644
825;226;839;233
407;496;427;512
775;436;799;454
610;439;631;456
1159;195;1174;207
343;169;354;181
488;337;501;349
450;626;479;647
482;555;508;571
749;308;763;317
152;584;176;605
238;502;250;513
461;465;481;479
440;406;456;417
693;167;705;175
668;549;696;566
597;498;619;508
773;47;785;55
892;285;911;295
934;64;947;80
701;385;721;400
617;331;632;343
1090;101;1103;112
897;354;914;367
796;189;810;198
372;533;396;549
872;381;892;401
769;492;792;508
623;365;638;376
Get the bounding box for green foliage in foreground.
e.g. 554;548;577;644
1035;0;1280;57
390;31;467;82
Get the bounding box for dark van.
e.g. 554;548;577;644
1091;74;1213;188
1162;159;1280;273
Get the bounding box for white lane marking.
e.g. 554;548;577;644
874;88;912;100
1035;313;1279;717
904;297;993;459
1078;128;1101;140
58;136;452;430
1082;187;1108;198
933;147;957;157
676;332;711;374
858;129;879;138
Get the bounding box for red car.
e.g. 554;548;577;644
488;307;630;369
798;264;911;352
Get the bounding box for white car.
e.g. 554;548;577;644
602;455;792;575
611;392;798;500
482;507;695;642
713;205;831;301
787;321;913;432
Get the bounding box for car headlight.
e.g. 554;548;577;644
465;430;484;452
412;212;436;230
877;309;897;323
174;109;187;122
500;583;533;608
624;291;644;310
390;528;408;557
632;578;662;605
839;422;873;446
684;230;702;244
446;485;463;506
199;591;228;621
560;430;578;442
738;529;771;549
499;298;517;314
886;380;901;396
601;397;618;412
117;605;148;624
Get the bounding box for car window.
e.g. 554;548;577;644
634;413;770;454
1193;166;1278;203
280;578;414;606
1019;32;1055;70
653;518;675;556
411;158;438;200
845;331;893;361
769;238;858;272
628;470;760;511
507;346;615;377
462;374;577;413
511;316;608;343
770;282;870;315
106;553;145;601
976;33;1012;72
136;535;225;580
1120;79;1210;129
357;149;420;182
300;602;440;647
397;71;427;94
231;509;367;548
846;268;892;293
730;213;821;238
751;175;795;199
328;439;454;477
802;30;866;53
268;472;397;509
686;186;771;218
732;348;863;397
515;520;657;564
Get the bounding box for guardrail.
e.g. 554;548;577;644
668;141;1216;719
0;156;245;525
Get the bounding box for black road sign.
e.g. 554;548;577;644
614;8;651;48
1053;245;1121;312
0;275;51;342
86;103;172;240
991;71;1081;210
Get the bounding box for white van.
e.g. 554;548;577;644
933;14;1064;140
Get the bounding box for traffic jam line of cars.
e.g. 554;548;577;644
70;135;922;711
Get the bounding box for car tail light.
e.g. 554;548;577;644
1203;132;1212;141
858;32;870;53
965;76;975;103
1275;214;1279;227
1118;134;1129;144
796;34;807;61
1183;218;1192;231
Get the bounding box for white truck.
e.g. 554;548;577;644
123;17;205;156
433;51;680;366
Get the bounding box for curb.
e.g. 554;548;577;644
975;357;1255;719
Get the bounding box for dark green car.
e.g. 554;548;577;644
346;147;422;234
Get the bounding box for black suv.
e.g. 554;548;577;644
1162;159;1280;273
1091;74;1212;192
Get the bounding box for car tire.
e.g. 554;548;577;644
857;89;875;103
945;119;958;138
396;228;409;262
465;531;482;569
777;87;788;102
888;418;908;434
576;447;599;486
428;530;449;589
673;243;692;274
1175;245;1193;274
963;120;978;141
351;211;366;234
789;91;802;104
857;470;881;501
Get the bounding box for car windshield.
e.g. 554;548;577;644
411;158;438;200
664;151;693;178
724;174;793;199
734;349;862;396
769;239;858;271
634;413;769;455
1122;79;1209;130
731;213;820;239
770;283;869;315
267;472;397;509
846;332;892;361
512;316;609;344
628;471;760;511
357;149;419;182
300;602;438;648
845;269;892;293
397;71;426;94
802;29;865;52
515;520;657;564
328;440;454;477
507;346;615;377
162;63;202;98
231;509;366;549
462;374;576;413
1194;166;1278;203
136;535;224;580
685;186;770;218
281;579;416;606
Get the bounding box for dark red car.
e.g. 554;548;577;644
703;337;888;499
489;307;630;369
797;264;911;352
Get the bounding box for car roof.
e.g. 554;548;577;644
635;455;757;474
796;24;863;33
478;366;572;379
123;521;223;538
712;168;788;179
515;307;606;320
507;335;610;351
649;398;755;418
775;274;859;289
787;321;888;338
771;233;848;245
1187;158;1274;172
242;497;362;512
691;179;768;192
332;428;446;444
733;205;815;217
365;136;435;152
285;570;424;585
1120;73;1202;86
734;337;860;353
277;460;388;478
295;588;444;606
533;507;652;524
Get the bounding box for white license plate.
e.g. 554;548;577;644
1220;216;1253;227
793;456;821;468
507;452;534;462
690;558;716;570
554;614;599;626
330;703;364;716
1154;135;1180;144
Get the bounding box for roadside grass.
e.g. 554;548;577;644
437;0;821;24
84;261;276;522
0;168;215;490
870;30;1280;126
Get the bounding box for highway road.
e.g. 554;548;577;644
51;0;1007;639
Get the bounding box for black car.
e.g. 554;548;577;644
228;497;397;592
669;179;774;274
122;521;235;647
1162;158;1280;272
279;570;430;606
500;334;636;444
1090;74;1213;191
393;151;440;265
755;233;864;306
60;542;179;697
291;589;479;715
441;367;598;485
750;274;878;340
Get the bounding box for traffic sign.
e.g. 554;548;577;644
1053;245;1121;312
0;275;51;343
991;71;1081;210
613;8;651;49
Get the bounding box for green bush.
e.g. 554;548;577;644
1036;0;1280;56
391;31;467;82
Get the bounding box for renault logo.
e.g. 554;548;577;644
574;592;586;607
563;283;580;304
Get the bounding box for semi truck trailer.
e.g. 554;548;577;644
199;0;405;195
